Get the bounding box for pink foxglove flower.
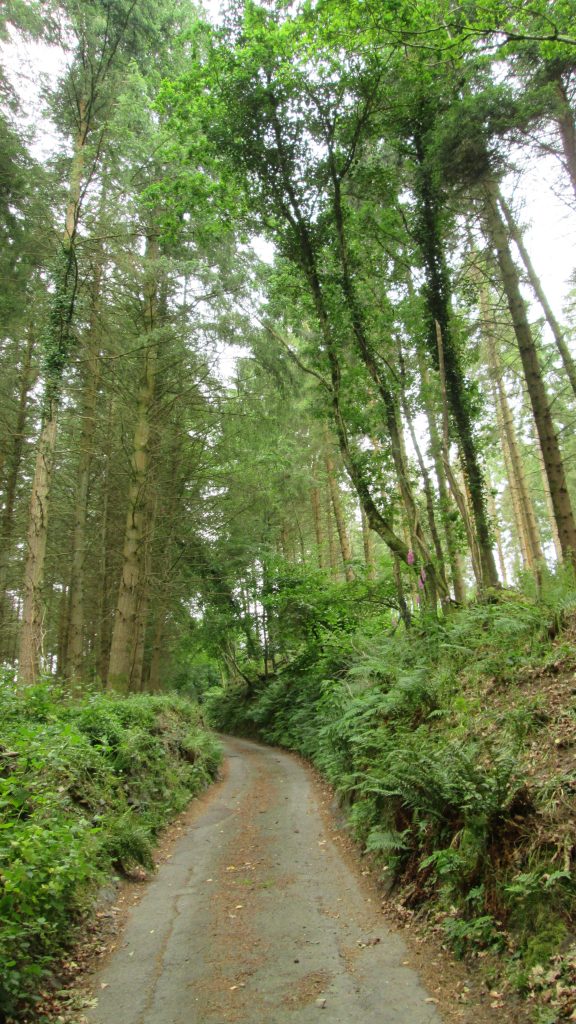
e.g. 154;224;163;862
407;549;414;565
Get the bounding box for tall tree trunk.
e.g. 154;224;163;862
496;393;530;567
0;332;37;650
17;102;88;684
107;234;159;691
551;73;576;202
18;416;58;683
330;171;442;597
535;433;564;563
486;484;508;586
325;489;339;576
417;348;467;602
483;177;576;564
310;483;326;569
414;132;499;589
323;432;355;582
435;323;484;587
263;112;427;598
97;397;116;683
66;260;103;683
480;280;543;571
498;194;576;399
361;507;376;580
398;347;449;599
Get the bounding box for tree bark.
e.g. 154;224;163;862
483;176;576;564
486;482;508;586
435;322;484;587
498;193;576;399
330;170;443;598
66;260;103;683
325;488;339;576
310;483;326;569
417;347;467;602
0;332;37;651
107;234;159;691
17;102;88;684
480;278;543;571
414;133;499;590
361;507;376;580
552;74;576;202
398;346;449;599
323;432;355;582
18;416;58;683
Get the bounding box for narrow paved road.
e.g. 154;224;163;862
87;737;442;1023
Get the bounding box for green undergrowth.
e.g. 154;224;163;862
206;569;576;1007
0;680;222;1019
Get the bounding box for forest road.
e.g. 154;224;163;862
86;736;442;1024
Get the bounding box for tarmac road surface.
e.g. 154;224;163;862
86;735;443;1024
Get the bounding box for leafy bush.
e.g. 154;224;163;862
0;679;221;1018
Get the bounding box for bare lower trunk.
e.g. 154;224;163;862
131;583;149;693
66;356;100;682
18;414;58;684
483;177;576;564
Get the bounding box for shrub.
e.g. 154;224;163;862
0;678;221;1017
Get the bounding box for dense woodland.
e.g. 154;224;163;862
0;0;574;689
3;1;576;1016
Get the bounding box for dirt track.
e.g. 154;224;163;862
86;736;442;1023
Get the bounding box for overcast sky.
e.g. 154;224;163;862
2;17;575;327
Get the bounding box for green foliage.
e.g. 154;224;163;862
207;571;576;977
0;678;221;1017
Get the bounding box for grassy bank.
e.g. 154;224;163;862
206;576;576;1020
0;679;221;1019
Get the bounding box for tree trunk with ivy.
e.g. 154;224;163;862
413;137;499;591
18;105;88;685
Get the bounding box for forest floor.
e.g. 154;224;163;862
44;736;537;1024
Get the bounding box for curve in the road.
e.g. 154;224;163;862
87;736;442;1024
